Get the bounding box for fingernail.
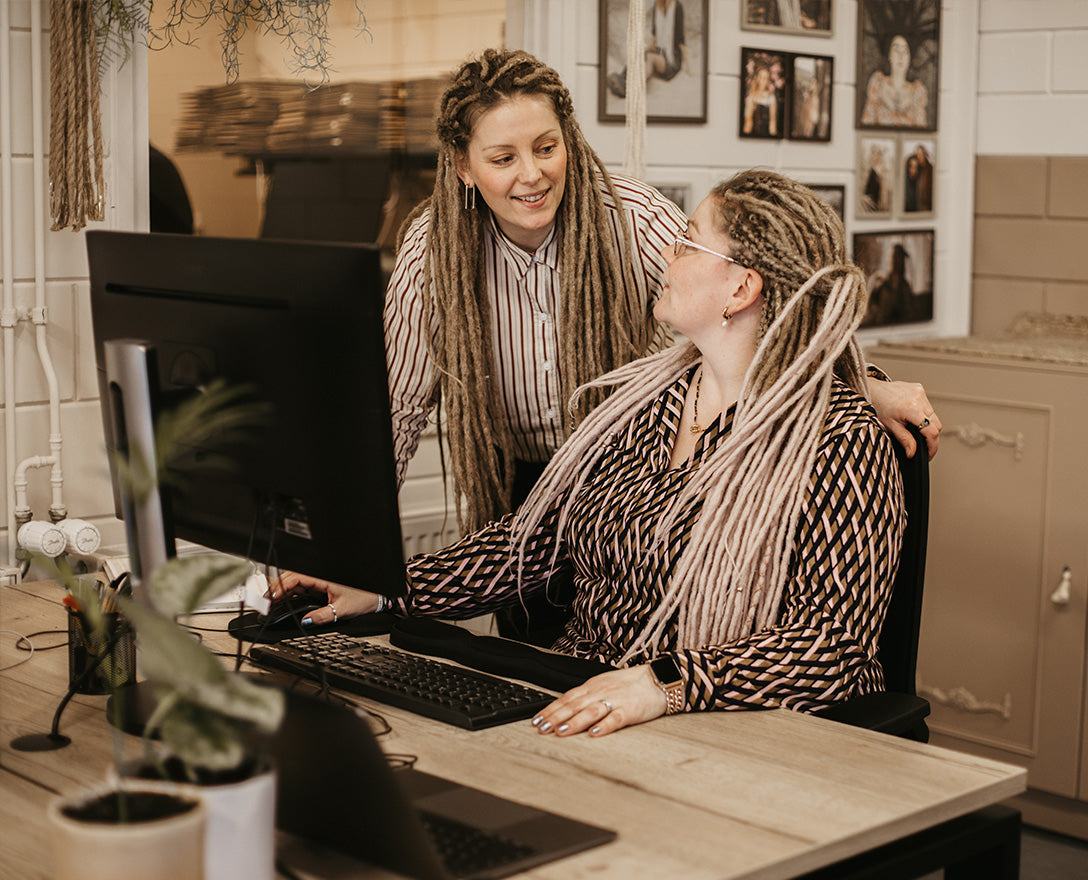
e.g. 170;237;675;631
539;721;552;733
557;723;569;734
301;617;313;626
531;715;543;726
590;726;601;735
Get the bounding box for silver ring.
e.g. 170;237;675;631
329;603;338;623
600;700;613;713
918;417;931;430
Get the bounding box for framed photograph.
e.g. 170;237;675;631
789;53;833;141
856;133;897;219
739;48;787;140
599;0;709;124
854;229;935;328
741;1;832;36
651;183;693;214
856;0;940;131
898;135;935;218
805;183;845;221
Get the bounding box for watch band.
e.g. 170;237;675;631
649;656;685;715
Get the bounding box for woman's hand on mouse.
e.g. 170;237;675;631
267;571;382;625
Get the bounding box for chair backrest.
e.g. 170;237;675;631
876;424;930;696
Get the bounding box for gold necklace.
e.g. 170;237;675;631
690;367;703;435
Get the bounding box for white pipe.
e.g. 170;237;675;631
1;0;19;572
30;0;65;520
14;455;58;516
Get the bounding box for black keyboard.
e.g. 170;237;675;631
248;632;555;730
420;810;536;879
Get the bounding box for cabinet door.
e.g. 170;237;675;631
869;348;1087;798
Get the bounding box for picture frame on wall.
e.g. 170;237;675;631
599;0;709;124
741;1;832;36
856;0;940;131
739;48;787;139
651;183;693;214
899;135;935;218
789;53;833;141
854;229;935;328
856;133;896;219
805;184;846;221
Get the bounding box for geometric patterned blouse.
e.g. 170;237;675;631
403;367;906;715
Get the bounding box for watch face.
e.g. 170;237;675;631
650;655;681;686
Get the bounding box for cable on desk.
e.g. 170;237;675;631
14;629;67;651
0;629;36;670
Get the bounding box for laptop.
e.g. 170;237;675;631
271;690;617;880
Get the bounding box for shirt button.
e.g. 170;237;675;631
542;361;552;371
545;409;556;420
537;313;548;323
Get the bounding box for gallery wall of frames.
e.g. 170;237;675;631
591;0;945;332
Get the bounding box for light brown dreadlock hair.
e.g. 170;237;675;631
397;49;657;533
512;170;873;661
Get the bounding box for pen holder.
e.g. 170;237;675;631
67;609;137;695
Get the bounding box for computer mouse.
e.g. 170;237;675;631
264;594;328;628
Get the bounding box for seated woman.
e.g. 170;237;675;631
271;171;906;738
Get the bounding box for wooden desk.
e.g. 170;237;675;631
1;580;1026;879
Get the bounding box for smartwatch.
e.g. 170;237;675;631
649;655;685;715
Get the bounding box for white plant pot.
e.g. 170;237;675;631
116;760;277;880
48;783;206;880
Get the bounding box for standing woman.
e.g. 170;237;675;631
387;48;686;537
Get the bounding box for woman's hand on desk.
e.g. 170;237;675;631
267;571;380;625
531;666;667;737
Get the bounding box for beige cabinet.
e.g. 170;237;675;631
868;331;1088;835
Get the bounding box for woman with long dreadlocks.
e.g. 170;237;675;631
275;171;908;736
380;48;938;643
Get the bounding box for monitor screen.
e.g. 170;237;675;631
86;230;405;597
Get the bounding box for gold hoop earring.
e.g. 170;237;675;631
721;307;732;327
464;183;476;211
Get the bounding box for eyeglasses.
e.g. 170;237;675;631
672;236;744;267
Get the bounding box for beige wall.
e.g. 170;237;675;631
972;157;1088;335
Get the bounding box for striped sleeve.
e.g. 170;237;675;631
384;210;438;487
673;416;905;713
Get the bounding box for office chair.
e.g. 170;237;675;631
816;423;931;742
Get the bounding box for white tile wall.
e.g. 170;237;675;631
977;0;1088;155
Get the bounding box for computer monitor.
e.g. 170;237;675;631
86;230;405;599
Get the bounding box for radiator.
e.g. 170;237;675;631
400;511;461;558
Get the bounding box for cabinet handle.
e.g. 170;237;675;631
948;423;1025;460
918;682;1013;720
1050;566;1072;607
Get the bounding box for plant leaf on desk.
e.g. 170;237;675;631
116;592;284;771
146;554;253;617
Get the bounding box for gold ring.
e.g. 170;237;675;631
918;417;931;430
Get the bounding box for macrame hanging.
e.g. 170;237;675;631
48;0;105;231
622;0;647;180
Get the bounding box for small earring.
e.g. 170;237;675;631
464;183;476;211
721;307;732;327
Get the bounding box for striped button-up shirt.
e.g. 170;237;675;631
402;374;906;715
384;174;687;485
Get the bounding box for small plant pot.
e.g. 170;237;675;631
119;757;277;880
48;783;205;880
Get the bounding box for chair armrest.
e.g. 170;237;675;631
815;692;930;742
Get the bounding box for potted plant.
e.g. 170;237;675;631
47;382;285;880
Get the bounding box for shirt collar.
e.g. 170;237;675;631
486;212;560;275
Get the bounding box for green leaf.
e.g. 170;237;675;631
146;554;253;617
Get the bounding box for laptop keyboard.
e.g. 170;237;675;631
248;632;555;730
420;810;537;879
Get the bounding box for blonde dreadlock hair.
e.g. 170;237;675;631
512;170;871;661
397;49;657;533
